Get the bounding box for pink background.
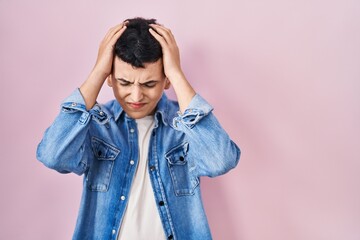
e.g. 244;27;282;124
1;0;359;239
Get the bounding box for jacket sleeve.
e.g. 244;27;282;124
172;94;241;178
36;88;106;175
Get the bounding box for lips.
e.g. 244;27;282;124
128;102;146;109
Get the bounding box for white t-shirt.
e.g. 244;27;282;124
117;115;166;240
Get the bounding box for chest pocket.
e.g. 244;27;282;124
165;142;199;196
87;137;120;192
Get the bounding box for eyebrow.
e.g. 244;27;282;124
116;78;132;83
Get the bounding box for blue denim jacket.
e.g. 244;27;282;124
37;89;240;240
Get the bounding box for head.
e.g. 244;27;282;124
107;17;170;119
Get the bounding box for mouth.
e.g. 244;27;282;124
128;102;146;109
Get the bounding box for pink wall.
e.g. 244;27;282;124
1;0;359;239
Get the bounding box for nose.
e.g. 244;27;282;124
130;84;144;102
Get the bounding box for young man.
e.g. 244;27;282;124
37;18;240;240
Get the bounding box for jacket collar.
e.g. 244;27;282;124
112;93;169;126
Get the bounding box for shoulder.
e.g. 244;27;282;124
156;94;180;126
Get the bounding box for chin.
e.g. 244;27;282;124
126;111;151;119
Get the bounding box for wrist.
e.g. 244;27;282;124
167;72;196;113
167;70;186;84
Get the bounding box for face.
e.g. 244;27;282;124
108;57;170;119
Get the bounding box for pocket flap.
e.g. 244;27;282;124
91;137;120;161
165;142;189;165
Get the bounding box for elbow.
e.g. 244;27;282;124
209;142;241;177
231;144;241;170
36;142;70;174
224;144;241;173
224;144;241;171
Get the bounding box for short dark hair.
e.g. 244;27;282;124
114;17;162;68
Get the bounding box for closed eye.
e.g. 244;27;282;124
140;81;158;88
115;78;158;88
116;78;132;86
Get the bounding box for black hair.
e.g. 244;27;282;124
114;17;162;68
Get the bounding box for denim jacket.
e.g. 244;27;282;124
36;89;240;240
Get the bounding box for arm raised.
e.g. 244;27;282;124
80;22;127;110
149;24;196;114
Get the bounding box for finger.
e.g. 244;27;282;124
149;24;173;39
110;21;128;33
109;25;127;46
104;21;128;40
106;23;126;39
149;24;174;44
102;24;127;46
149;27;168;46
149;23;171;34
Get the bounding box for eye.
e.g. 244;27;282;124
142;82;157;88
117;79;132;86
120;82;131;86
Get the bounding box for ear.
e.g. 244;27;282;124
164;77;171;90
107;75;113;87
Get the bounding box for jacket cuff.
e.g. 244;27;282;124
173;94;214;129
60;88;108;124
61;88;88;112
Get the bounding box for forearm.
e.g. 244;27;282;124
80;69;107;110
173;94;241;177
36;89;93;175
181;112;240;177
168;71;196;114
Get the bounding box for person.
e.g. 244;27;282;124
36;17;240;240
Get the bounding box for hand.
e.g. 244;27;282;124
93;22;128;79
149;24;184;82
149;24;196;113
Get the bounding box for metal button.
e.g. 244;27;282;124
130;160;135;165
99;111;104;116
112;229;116;235
130;128;135;133
71;103;77;107
150;166;155;171
120;196;126;201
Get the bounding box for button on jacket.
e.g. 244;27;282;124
36;89;241;240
